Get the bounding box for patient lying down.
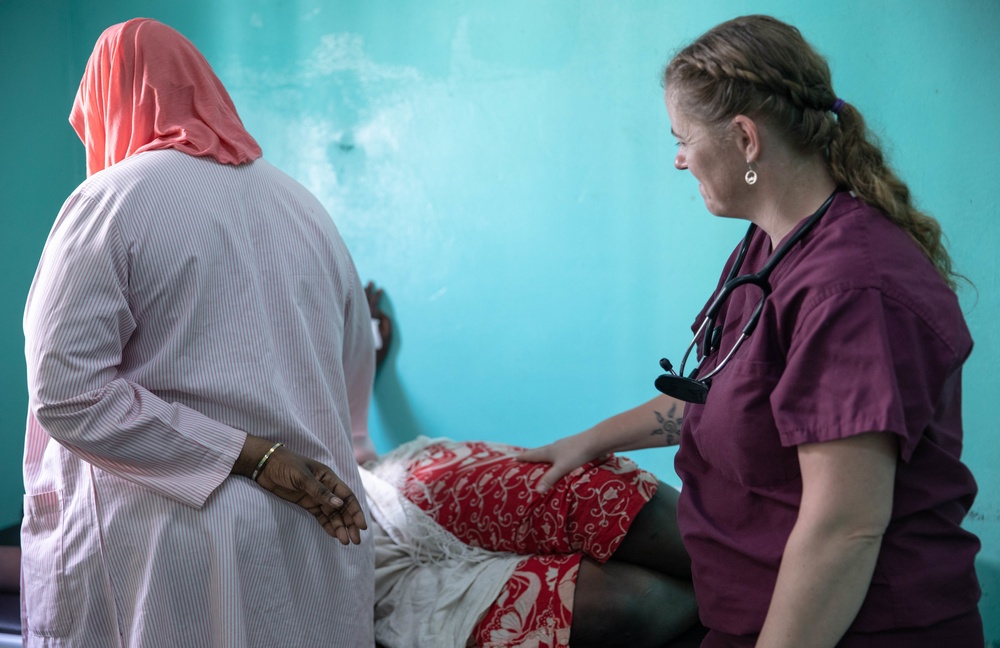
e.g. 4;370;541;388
362;285;699;648
1;284;700;647
360;437;699;648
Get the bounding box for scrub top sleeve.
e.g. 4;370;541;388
25;192;244;508
772;287;931;460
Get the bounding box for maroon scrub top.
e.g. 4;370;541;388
674;192;981;640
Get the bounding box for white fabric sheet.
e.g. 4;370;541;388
362;438;522;648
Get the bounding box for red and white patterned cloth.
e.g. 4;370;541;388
395;439;658;647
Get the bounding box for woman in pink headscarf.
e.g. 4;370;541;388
23;19;375;647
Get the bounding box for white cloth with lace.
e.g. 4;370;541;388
362;437;523;648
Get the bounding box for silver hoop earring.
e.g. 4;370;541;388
745;160;757;185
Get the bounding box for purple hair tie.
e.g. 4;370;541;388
831;98;846;115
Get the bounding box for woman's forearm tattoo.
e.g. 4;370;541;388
653;404;683;446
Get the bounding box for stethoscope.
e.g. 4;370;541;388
655;190;838;404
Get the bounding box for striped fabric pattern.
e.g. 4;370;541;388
22;149;375;647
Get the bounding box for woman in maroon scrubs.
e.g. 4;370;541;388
521;15;983;647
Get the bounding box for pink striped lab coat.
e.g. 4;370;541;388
22;149;376;647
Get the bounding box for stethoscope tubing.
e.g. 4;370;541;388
680;190;839;381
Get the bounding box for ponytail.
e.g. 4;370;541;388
664;15;963;290
828;103;959;290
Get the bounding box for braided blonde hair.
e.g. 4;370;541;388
663;15;959;289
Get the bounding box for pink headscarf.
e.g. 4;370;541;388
70;18;262;177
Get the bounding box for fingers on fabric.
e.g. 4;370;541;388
536;465;572;494
515;446;552;464
515;447;563;493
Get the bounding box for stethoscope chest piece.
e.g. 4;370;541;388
655;368;710;404
654;191;839;404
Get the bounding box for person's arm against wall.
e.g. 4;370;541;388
365;281;392;373
755;432;897;648
344;279;383;466
518;393;686;493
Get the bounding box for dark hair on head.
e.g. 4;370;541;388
663;15;960;290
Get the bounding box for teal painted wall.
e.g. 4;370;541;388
3;0;998;638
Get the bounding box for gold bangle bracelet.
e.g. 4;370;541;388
251;442;284;482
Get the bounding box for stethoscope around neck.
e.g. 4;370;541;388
655;190;839;404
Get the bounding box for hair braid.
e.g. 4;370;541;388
828;104;957;287
663;15;961;290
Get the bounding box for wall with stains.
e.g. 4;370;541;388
3;0;998;638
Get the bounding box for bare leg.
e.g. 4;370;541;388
569;557;698;648
611;481;691;579
0;546;19;595
566;481;705;647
